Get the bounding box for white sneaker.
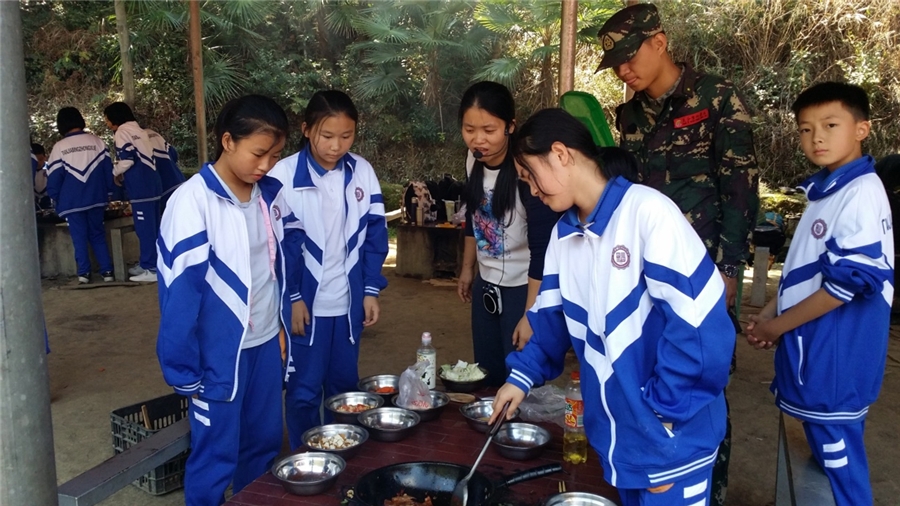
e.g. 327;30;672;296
78;275;90;284
130;270;158;283
128;265;144;276
101;271;115;282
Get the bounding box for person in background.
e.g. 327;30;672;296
145;127;186;208
45;107;115;284
270;90;389;450
491;108;733;506
746;82;893;506
456;81;560;387
103;102;163;283
31;142;51;210
156;95;304;506
596;5;760;502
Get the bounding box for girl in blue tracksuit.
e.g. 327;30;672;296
156;95;304;506
270;90;389;449
491;109;734;506
103;102;163;282
146;127;186;208
45;107;115;284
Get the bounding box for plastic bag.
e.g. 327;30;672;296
397;361;433;409
517;384;567;427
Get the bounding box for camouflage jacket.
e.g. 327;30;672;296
615;63;759;266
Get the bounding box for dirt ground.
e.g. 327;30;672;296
44;251;900;505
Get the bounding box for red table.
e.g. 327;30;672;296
226;402;620;506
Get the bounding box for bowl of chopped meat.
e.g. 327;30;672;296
390;390;450;422
357;374;401;402
357;407;420;442
325;392;384;424
301;423;369;460
271;451;345;496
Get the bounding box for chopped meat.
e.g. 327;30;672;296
383;493;434;506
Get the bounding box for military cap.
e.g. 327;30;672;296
596;3;663;71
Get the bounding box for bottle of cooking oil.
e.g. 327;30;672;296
563;371;587;464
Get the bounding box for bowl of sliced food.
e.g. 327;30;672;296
438;360;489;392
271;451;345;496
390;390;450;422
301;423;369;460
357;374;400;402
324;392;383;424
460;400;520;433
357;407;420;442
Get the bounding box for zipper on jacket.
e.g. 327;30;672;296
796;334;805;386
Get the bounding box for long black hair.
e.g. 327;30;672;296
459;81;519;223
213;95;290;161
513;108;638;194
103;102;136;127
300;89;358;148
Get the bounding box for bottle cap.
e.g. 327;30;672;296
421;332;432;344
571;371;580;381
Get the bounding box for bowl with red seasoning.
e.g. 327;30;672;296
390;390;450;422
324;392;384;424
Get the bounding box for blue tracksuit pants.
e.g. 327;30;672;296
131;199;160;270
285;315;357;450
618;468;713;506
803;420;872;506
65;207;113;276
184;336;283;506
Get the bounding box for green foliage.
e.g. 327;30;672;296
380;182;404;212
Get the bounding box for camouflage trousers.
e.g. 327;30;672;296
711;395;732;506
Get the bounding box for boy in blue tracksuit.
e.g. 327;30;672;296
492;109;733;506
103;102;164;282
747;82;893;506
45;107;115;284
146;127;186;208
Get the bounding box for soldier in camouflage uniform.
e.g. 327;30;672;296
597;4;760;505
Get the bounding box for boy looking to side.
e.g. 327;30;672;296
747;82;893;506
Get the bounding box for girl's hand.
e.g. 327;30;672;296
746;314;778;349
362;296;380;327
647;483;674;494
291;300;310;336
488;383;526;424
512;315;533;351
457;268;474;303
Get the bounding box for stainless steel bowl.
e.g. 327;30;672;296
492;422;551;460
357;374;400;402
543;492;618;506
390;390;450;422
357;407;420;442
301;423;369;460
438;366;489;392
324;391;383;424
271;451;345;496
460;400;520;433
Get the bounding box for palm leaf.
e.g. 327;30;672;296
474;57;524;89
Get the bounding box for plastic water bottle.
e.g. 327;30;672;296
563;371;588;464
416;332;436;389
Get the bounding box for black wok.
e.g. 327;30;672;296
351;461;562;506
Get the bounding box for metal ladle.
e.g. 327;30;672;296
450;401;510;506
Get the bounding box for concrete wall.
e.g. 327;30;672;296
37;216;140;278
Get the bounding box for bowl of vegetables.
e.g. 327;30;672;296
324;392;383;424
301;423;369;460
438;361;489;392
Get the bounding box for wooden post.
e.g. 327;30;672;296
558;0;577;99
114;0;134;107
189;0;208;166
750;246;770;307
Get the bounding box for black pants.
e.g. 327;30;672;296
471;274;527;387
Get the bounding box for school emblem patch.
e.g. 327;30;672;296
811;218;827;239
611;245;630;269
355;187;365;202
272;205;281;221
602;34;615;51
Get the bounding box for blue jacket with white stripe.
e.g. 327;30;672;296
506;177;734;489
113;121;163;202
773;155;894;424
155;164;303;402
45;131;114;217
146;128;186;197
269;146;389;345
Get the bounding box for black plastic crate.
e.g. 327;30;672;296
110;393;190;495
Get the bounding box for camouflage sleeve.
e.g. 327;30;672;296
713;87;759;265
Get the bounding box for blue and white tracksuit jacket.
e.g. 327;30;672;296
113;121;162;202
156;164;303;402
269;147;389;345
506;177;734;489
146;128;185;198
773;155;894;425
45;131;113;217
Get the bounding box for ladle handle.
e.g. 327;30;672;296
488;402;510;438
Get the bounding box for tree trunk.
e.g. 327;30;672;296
539;30;555;108
189;0;208;165
114;0;134;107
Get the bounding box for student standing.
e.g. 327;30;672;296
156;95;304;506
746;82;893;506
45;107;115;284
146;127;186;208
270;90;389;449
491;108;733;506
103;102;163;282
456;81;560;386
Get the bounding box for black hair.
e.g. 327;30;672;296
56;107;86;135
103;102;137;127
791;81;870;122
459;81;518;223
213;94;290;161
301;89;358;147
31;143;46;156
512;108;638;194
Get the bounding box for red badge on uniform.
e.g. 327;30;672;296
355;187;365;201
673;109;710;128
